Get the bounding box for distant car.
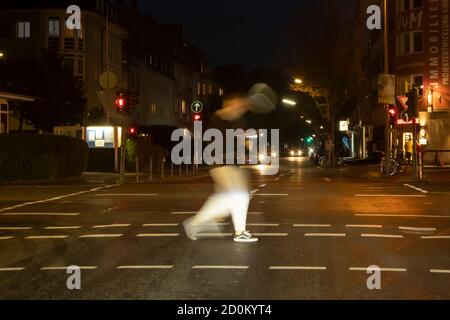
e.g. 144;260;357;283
289;149;303;157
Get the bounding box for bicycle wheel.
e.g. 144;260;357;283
319;156;328;167
389;159;398;176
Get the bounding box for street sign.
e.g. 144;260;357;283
397;95;408;112
99;71;118;90
191;101;203;114
339;121;348;132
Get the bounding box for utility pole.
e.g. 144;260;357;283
383;0;391;176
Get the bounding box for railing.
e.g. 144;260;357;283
419;150;450;180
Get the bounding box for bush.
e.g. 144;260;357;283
0;134;89;182
125;138;167;171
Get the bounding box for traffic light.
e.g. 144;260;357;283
406;88;418;117
193;114;201;122
115;92;126;113
387;105;398;126
127;127;138;137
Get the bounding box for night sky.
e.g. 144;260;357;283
140;0;356;69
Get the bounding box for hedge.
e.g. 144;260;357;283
0;134;89;182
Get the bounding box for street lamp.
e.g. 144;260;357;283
306;120;312;124
0;52;4;58
282;99;297;106
294;78;303;84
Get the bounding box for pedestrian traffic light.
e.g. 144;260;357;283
115;92;126;113
193;114;201;121
406;88;418;117
387;105;398;126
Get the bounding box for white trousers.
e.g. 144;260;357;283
192;192;250;233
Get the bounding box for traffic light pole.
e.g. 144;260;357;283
384;0;391;177
120;117;126;185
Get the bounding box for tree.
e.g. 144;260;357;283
0;52;87;132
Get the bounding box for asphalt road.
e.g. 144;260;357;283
0;158;449;300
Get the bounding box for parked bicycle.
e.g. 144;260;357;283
380;152;410;176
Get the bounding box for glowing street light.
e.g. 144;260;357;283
306;120;312;124
294;78;303;84
0;52;4;58
282;99;297;106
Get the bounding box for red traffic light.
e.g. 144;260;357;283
115;93;126;110
388;108;396;116
129;127;136;134
194;114;201;121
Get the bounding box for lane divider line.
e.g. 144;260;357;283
0;267;25;272
142;223;179;227
398;226;437;232
355;214;450;219
354;194;426;198
0;237;14;240
92;224;131;229
361;234;404;239
192;265;249;270
305;233;346;237
269;266;326;271
349;267;406;272
117;265;174;270
2;212;79;216
346;224;383;229
430;269;450;274
0;184;116;214
294;224;331;228
25;235;68;239
0;227;33;230
41;266;97;271
421;236;450;239
79;234;123;238
137;233;180;237
45;226;82;230
404;184;429;194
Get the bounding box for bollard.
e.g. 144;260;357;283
162;158;165;179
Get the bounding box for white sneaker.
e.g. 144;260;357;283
183;218;198;240
234;231;258;243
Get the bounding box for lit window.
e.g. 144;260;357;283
17;21;30;38
48;18;59;37
202;83;206;95
181;100;186;114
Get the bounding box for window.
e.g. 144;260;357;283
63;57;74;73
399;0;423;11
48;18;59;37
397;31;422;56
17;21;30;38
0;22;10;39
413;0;423;9
202;83;206;95
219;88;224;97
181;100;186;114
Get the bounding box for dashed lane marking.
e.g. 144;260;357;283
79;234;123;238
355;214;450;219
421;236;450;239
0;267;25;272
95;194;158;197
170;212;196;215
41;266;97;271
0;237;14;240
142;223;179;227
136;233;180;237
45;226;82;230
361;234;404;239
25;235;68;239
293;224;331;228
192;265;249;270
247;223;280;227
259;184;267;188
346;224;383;228
0;185;116;214
1;212;80;216
248;212;264;215
354;194;426;198
117;265;174;270
349;267;406;272
269;266;326;271
92;224;131;229
0;227;32;230
430;269;450;274
253;194;289;196
305;233;346;237
250;189;260;194
404;184;429;194
252;233;288;237
398;226;436;232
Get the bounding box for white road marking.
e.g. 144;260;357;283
247;223;280;227
430;269;450;274
355;214;450;219
0;227;32;230
117;265;174;270
403;184;429;194
398;226;436;232
92;224;131;229
354;194;426;198
349;267;406;272
96;194;158;197
0;237;14;240
170;212;196;215
275;178;280;181
322;178;332;182
0;267;25;272
305;233;346;237
259;184;267;188
253;194;289;196
41;266;97;271
142;223;179;227
79;234;123;238
137;233;180;237
25;235;68;239
101;205;120;213
346;224;383;228
361;234;404;239
0;185;116;214
250;189;260;194
192;265;249;270
421;236;450;239
2;212;79;216
294;224;331;228
248;212;264;215
252;233;288;237
45;226;82;230
269;266;326;271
